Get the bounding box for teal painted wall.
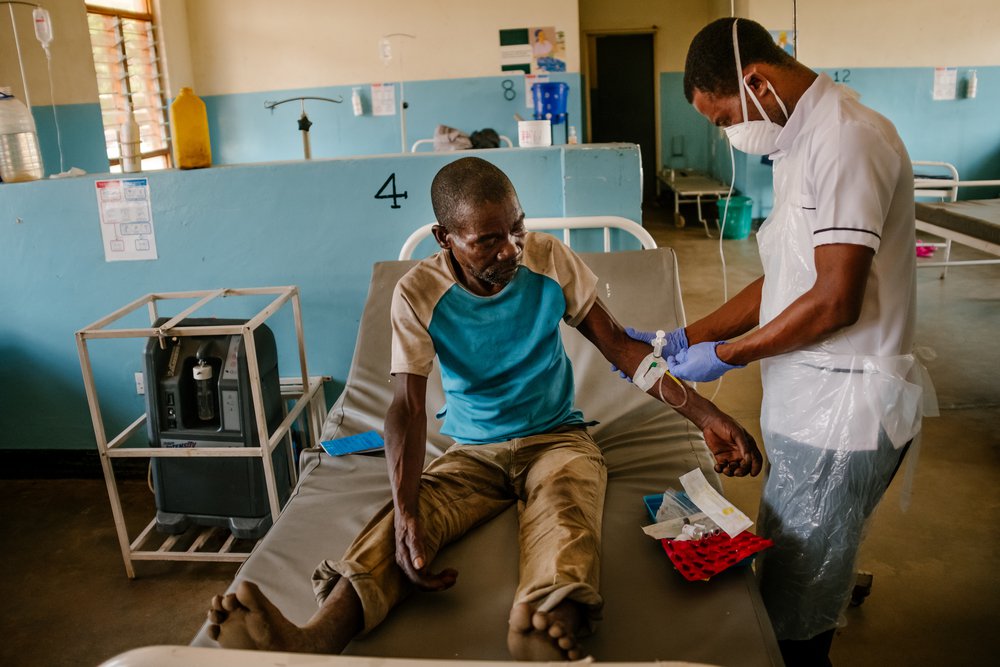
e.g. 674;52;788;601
203;74;584;165
15;74;582;179
0;144;641;451
25;103;108;178
660;66;1000;219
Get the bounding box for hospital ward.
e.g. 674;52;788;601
2;1;998;666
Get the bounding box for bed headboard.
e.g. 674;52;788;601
398;216;656;260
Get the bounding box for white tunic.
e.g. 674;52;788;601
756;74;922;451
765;73;916;357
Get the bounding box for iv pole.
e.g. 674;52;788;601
380;33;415;153
2;0;44;112
263;96;342;160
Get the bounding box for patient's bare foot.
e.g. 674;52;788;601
207;581;341;653
507;601;588;661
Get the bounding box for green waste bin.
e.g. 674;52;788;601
717;196;753;239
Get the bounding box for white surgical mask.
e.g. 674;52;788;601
724;19;789;156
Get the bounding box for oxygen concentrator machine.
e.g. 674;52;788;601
143;318;292;540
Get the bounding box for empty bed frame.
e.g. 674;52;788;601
186;218;781;666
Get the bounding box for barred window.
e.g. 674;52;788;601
86;0;170;171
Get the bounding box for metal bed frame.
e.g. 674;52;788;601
399;215;657;260
913;160;1000;278
656;168;732;238
410;136;514;152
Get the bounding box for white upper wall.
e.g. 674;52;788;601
3;0;998;109
738;0;1000;67
578;0;711;73
179;0;581;96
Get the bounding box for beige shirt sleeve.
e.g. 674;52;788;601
389;283;436;377
545;235;599;327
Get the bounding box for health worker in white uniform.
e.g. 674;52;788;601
625;18;931;667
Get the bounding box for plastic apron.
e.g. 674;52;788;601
752;145;933;641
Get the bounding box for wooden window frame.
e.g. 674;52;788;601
87;1;171;169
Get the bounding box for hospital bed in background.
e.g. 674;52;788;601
169;217;780;665
656;169;731;237
912;160;1000;278
411;135;514;151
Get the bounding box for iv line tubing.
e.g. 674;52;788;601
1;2;43;110
658;371;688;409
381;33;416;153
704;140;739;403
793;0;798;59
44;50;64;172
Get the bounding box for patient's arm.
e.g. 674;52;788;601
576;301;762;477
385;373;458;591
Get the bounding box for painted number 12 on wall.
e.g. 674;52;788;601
375;173;408;209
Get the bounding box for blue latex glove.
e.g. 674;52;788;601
667;341;744;383
611;326;689;379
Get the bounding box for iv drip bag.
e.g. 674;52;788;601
33;7;53;51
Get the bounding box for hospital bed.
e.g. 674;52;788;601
656;169;732;237
411;136;514;151
171;217;780;666
913;160;1000;278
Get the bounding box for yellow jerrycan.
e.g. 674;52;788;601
170;87;211;169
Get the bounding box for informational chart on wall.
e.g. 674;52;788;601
524;73;549;108
94;177;158;262
933;67;958;100
371;83;397;116
499;26;565;74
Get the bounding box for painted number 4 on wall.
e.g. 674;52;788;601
375;173;408;209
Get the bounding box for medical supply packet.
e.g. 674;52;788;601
679;468;753;538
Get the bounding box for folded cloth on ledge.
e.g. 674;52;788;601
433;124;472;151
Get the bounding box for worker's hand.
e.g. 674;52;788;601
610;326;689;379
699;411;763;477
667;341;743;383
393;511;458;592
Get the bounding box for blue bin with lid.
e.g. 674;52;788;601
717;195;753;239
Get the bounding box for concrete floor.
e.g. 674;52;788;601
1;205;997;666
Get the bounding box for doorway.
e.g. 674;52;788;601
588;33;657;202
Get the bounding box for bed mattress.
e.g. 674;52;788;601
192;248;781;665
915;198;1000;246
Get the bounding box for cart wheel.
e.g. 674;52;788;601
674;213;686;228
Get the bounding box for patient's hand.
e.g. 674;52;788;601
699;411;763;477
394;511;459;591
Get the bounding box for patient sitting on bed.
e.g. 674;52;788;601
207;157;761;660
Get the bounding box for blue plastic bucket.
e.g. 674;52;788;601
531;82;569;124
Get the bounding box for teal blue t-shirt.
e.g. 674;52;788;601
389;232;599;444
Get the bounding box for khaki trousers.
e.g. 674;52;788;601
312;427;607;634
